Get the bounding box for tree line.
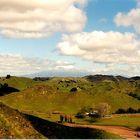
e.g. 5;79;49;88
115;107;140;114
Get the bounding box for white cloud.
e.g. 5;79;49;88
97;64;140;77
114;2;140;34
0;0;87;39
0;54;78;75
57;31;140;64
0;53;139;77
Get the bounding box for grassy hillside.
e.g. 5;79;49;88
0;102;44;138
0;77;140;115
0;76;39;91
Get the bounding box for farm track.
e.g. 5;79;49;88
64;123;138;139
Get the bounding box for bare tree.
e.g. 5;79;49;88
96;103;111;116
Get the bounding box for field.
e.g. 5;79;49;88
73;114;140;129
93;114;140;129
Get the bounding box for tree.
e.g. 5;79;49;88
137;108;140;113
69;116;73;123
6;75;11;79
96;103;111;116
126;107;136;113
65;115;68;122
3;83;8;88
70;87;77;92
60;114;64;123
115;108;126;114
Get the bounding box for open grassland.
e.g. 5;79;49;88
73;114;140;130
92;114;140;129
0;76;39;91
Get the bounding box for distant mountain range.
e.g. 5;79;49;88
25;71;140;81
25;70;91;78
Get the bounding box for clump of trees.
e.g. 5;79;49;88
96;103;111;116
75;103;111;118
59;114;73;123
115;107;140;114
75;106;93;118
136;126;140;131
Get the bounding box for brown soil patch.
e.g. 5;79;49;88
64;123;137;139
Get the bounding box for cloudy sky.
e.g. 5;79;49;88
0;0;140;76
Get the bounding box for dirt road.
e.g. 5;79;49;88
64;123;137;139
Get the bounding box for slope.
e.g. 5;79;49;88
0;81;140;115
0;102;44;138
0;76;40;91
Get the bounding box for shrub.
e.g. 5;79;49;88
126;107;137;113
115;108;126;114
3;83;8;88
75;112;86;118
115;107;140;114
137;108;140;113
6;75;11;79
75;106;93;118
136;126;140;131
70;87;77;92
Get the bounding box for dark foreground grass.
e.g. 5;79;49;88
25;114;121;139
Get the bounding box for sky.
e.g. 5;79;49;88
0;0;140;76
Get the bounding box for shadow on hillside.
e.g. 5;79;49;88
25;114;107;139
0;86;20;96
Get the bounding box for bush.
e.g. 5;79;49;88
75;106;93;118
70;87;77;92
136;127;140;131
115;107;140;114
137;108;140;113
6;75;11;79
75;112;86;118
96;103;111;116
115;108;126;114
3;83;8;88
126;107;137;113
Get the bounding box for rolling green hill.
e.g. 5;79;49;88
0;76;140;115
0;76;39;91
